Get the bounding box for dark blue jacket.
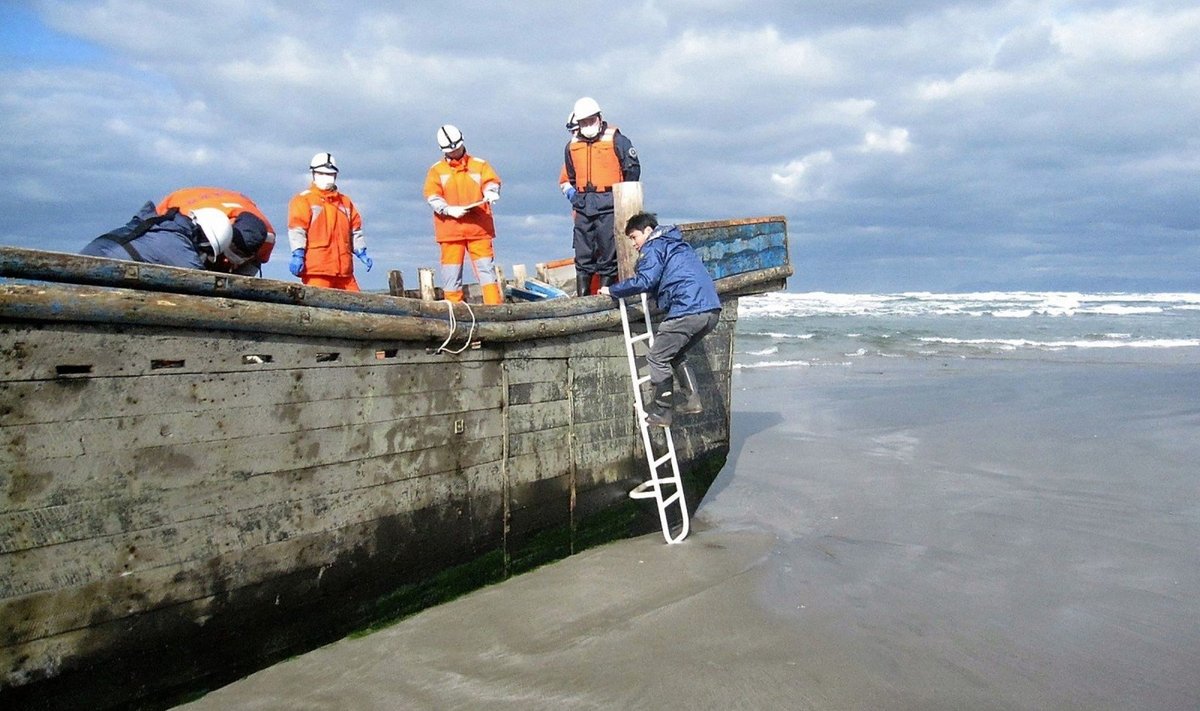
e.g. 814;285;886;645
608;224;721;318
81;201;208;269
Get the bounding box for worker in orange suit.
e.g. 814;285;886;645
287;152;370;291
423;125;503;304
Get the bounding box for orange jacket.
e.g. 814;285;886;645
287;186;363;277
558;126;627;192
423;154;500;243
157;187;276;264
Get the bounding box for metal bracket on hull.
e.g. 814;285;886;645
618;292;690;544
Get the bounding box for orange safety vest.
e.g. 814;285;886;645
423;154;500;242
287;187;362;277
561;126;625;191
157;187;277;264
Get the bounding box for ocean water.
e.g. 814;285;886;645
735;291;1200;367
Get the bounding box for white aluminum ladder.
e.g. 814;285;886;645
618;293;690;544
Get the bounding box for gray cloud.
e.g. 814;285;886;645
1;0;1197;291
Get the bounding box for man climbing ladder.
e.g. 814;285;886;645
600;212;721;428
602;211;722;543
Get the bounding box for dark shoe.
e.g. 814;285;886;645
576;273;591;297
645;379;674;428
645;409;673;428
674;362;703;415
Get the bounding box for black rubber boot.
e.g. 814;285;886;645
673;362;703;415
576;273;591;297
645;378;674;428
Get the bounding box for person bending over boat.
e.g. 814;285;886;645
81;186;276;275
600;212;721;427
287;152;371;291
559;96;640;296
423;125;504;305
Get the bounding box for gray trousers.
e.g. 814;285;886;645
647;310;720;384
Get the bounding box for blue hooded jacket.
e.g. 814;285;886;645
608;224;721;318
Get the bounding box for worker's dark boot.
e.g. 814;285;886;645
644;378;674;428
576;273;591;297
599;274;617;289
673;362;703;415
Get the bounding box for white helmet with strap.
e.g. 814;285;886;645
309;152;338;173
437;125;464;154
189;207;233;264
572;97;601;122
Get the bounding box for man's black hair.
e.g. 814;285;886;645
624;211;658;235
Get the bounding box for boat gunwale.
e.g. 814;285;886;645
0;267;790;343
0;215;789;322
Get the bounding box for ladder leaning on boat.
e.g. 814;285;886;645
618;291;691;544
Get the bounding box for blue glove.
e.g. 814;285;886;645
565;187;577;202
288;249;305;277
354;248;373;272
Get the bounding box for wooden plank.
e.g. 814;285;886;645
0;323;500;383
2;383;504;463
506;380;567;406
1;459;497;602
613;181;643;280
503;355;567;384
1;479;502;647
507;401;570;435
1;351;503;426
506;427;570;457
0;435;507;555
2;406;506;519
682;218;791;280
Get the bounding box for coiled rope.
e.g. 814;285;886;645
435;299;477;354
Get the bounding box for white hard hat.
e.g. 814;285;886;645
190;207;233;263
309;152;338;173
436;125;464;154
572;97;601;121
565;111;578;131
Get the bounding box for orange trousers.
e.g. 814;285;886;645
303;274;361;292
439;238;502;304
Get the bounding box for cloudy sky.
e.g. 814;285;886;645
2;0;1198;292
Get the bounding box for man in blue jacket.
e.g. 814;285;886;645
81;193;271;275
600;212;721;427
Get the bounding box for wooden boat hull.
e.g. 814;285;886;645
0;216;789;709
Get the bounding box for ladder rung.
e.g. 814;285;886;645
635;374;651;386
651;452;673;469
629;480;658;499
628;332;652;344
662;491;683;507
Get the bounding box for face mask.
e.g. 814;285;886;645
579;122;601;139
313;172;336;190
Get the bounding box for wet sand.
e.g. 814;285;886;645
182;358;1200;710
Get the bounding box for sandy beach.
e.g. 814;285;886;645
181;357;1200;710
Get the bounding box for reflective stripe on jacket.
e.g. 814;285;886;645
287;186;363;277
423;154;501;242
156;187;277;264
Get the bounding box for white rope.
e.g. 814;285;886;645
435;299;477;354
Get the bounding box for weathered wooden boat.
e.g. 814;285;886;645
0;216;790;710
